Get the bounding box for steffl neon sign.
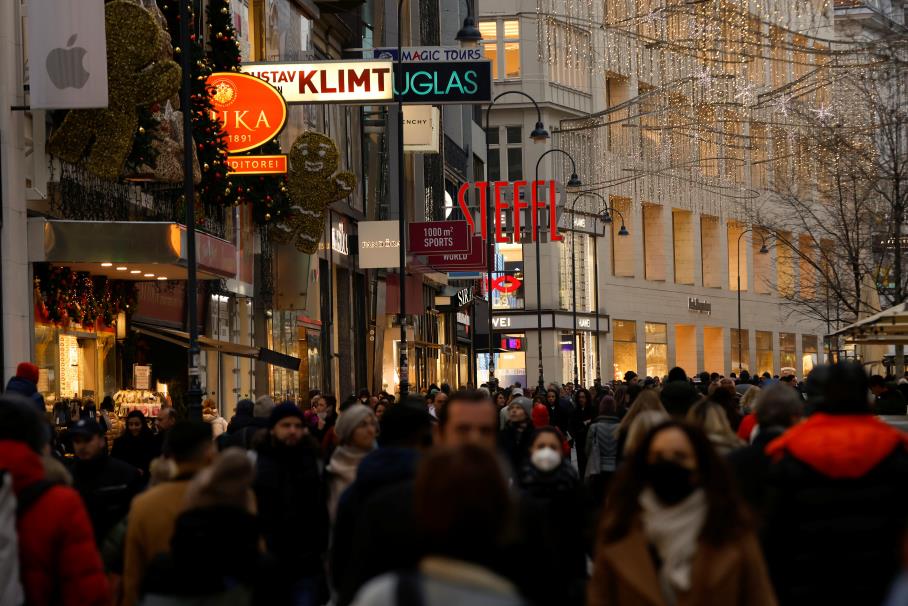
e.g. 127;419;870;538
457;180;563;243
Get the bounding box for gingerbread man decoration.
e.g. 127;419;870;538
275;131;357;254
47;1;181;180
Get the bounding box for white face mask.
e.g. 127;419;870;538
531;446;562;473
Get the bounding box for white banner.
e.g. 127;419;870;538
403;105;439;153
28;0;108;109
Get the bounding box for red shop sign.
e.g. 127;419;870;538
408;221;470;255
427;236;486;270
456;180;564;243
207;72;288;153
491;275;522;294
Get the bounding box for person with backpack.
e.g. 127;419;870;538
0;394;109;606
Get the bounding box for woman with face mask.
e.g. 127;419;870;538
516;428;587;606
588;421;776;606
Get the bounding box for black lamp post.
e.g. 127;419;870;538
455;0;482;46
533;149;581;393
736;227;769;374
483;92;547;390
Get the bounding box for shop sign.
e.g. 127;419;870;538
133;365;152;390
491;275;522;294
207;72;288;153
427;236;486;270
226;155;288;174
408;221;470;255
403;105;440;153
241;60;394;104
578;318;592;329
358;221;400;269
688;297;712;315
456;288;474;307
332;222;349;256
457;180;564;243
372;46;485;62
457;311;471;325
394;61;492;104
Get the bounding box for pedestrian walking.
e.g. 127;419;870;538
687;400;744;456
570;388;596;476
588;421;777;606
326;403;378;522
500;396;534;473
585;395;621;506
111;410;159;479
614;390;667;461
201;399;228;437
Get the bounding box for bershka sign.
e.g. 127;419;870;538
240;60;394;104
457;180;564;243
408;221;470;255
208;72;288;153
395;61;492;104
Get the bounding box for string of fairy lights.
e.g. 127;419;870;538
532;0;903;225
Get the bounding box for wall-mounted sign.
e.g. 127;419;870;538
427;236;486;271
457;287;474;307
133;364;151;390
688;297;712;315
457;180;564;243
226;155;288;174
241;60;394;104
578;318;592;329
358;220;400;269
408;221;470;255
403;105;440;153
457;311;471;325
332;221;349;256
208;72;288;153
372;46;485;62
491;275;522;294
394;61;492;104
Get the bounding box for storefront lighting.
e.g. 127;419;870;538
130;270;141;274
157;276;167;281
143;273;155;278
101;262;113;267
116;266;128;271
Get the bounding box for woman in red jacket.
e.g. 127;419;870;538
0;395;109;606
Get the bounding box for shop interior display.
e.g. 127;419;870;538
114;389;166;418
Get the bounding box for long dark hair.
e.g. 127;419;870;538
600;421;750;546
574;388;593;409
122;410;154;440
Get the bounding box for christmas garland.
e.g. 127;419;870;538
34;265;138;328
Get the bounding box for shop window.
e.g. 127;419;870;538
612;320;637;380
802;335;818;375
700;215;722;288
480;19;521;80
492;243;525;310
643;204;666;281
611;196;634;277
645;322;668;379
780;332;797;374
484;332;526;388
731;328;750;373
561;331;577;383
672;210;695;285
675;325;697;376
728;222;748;291
506;126;524;180
485;126;500;181
756;330;774;376
703;326;724;374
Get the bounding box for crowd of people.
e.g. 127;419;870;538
1;360;907;606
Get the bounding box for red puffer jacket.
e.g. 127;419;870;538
0;440;109;606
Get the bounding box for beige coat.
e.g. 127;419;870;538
588;523;777;606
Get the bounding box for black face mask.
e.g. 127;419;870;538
646;461;696;506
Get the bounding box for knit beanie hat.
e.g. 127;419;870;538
16;362;40;385
531;403;550;428
0;394;48;453
334;403;376;444
510;396;533;419
268;402;304;429
254;395;275;419
184;448;255;512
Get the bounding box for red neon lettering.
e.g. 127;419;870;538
299;70;317;93
548;180;563;241
531;180;545;242
348;69;369;91
477;182;488;240
494;181;510;243
320;70;337;93
512;180;528;240
457;183;474;233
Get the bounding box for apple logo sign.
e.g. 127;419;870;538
46;34;90;89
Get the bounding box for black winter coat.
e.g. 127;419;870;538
762;414;908;606
725;425;786;523
253;438;329;576
111;432;159;477
499;421;534;473
70;453;141;545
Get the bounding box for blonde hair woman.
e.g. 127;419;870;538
687;400;744;456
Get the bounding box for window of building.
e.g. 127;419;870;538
612;320;637;380
673;210;695;285
645;322;668;378
731;328;750;373
753;228;771;294
485;126;523;182
675;325;697;376
479;19;521;80
802;335;818;375
780;332;797;373
756;330;774;376
777;231;795;297
799;234;816;301
643;204;666;281
485;126;500;180
506;126;523;180
700;216;722;288
492;243;525;310
547;20;591;91
728;222;748;291
611;196;634;277
704;326;724;374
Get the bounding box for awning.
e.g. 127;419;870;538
133;323;302;371
829;302;908;345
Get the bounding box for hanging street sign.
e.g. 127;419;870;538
371;46;485;62
240;60;394;104
407;221;471;255
394;61;492;104
427;236;487;271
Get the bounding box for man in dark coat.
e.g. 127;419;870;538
69;418;142;546
763;363;908;606
5;361;45;412
869;374;907;415
254;403;328;604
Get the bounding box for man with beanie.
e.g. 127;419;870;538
0;394;109;606
254;402;329;605
226;395;274;449
121;422;215;606
659;379;702;418
5;361;46;412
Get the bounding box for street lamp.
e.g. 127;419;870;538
395;0;409;397
455;0;482;46
533;148;581;393
736;227;769;374
483;92;548;391
569;192;628;386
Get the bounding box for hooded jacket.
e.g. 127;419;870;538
762;414;908;606
0;440;109;606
